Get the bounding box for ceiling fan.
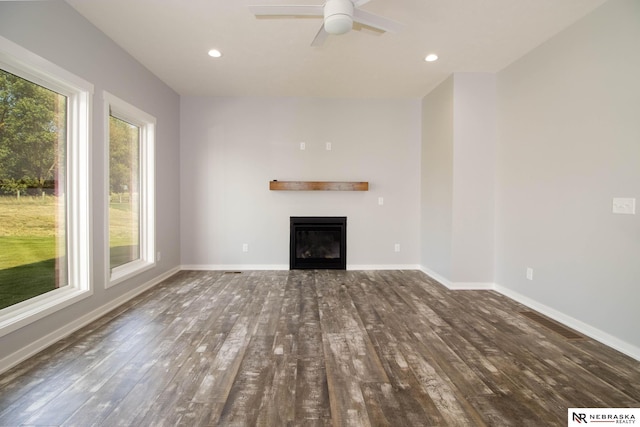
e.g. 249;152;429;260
248;0;402;46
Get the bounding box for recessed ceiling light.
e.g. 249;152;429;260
424;54;438;62
208;49;222;58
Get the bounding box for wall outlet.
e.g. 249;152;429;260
526;267;533;281
157;251;161;261
612;197;636;214
299;142;306;151
326;142;332;151
242;243;249;252
394;243;400;252
378;197;384;206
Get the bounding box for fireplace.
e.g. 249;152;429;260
290;217;346;270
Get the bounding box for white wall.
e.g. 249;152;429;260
495;0;640;351
421;73;495;286
421;77;454;278
452;73;496;284
181;97;421;269
0;1;180;365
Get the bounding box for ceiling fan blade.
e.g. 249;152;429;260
352;0;372;6
352;21;383;33
248;5;323;17
311;25;330;47
353;8;402;33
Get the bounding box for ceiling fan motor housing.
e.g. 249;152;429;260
324;0;354;35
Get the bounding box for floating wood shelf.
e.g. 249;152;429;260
269;181;369;191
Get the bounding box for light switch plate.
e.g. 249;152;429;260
612;197;636;214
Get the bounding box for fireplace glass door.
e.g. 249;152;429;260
290;217;346;269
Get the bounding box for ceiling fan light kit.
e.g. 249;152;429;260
249;0;400;46
324;0;354;35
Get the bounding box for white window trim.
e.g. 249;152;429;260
0;36;93;338
104;91;155;288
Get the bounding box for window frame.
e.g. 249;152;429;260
104;91;155;288
0;36;93;338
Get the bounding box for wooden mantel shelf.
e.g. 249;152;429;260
269;181;369;191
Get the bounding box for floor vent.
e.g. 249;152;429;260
520;311;585;340
223;271;243;274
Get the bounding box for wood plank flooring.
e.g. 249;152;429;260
0;270;639;426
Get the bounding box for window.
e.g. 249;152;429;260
105;92;155;287
0;36;92;336
0;69;67;309
109;116;140;269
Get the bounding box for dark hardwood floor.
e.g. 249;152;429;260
0;270;639;426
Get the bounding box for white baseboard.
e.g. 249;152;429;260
0;266;180;376
419;266;453;287
494;283;640;362
348;264;421;271
419;266;494;290
447;282;496;290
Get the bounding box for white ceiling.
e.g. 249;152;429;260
65;0;607;99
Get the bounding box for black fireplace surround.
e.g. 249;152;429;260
290;216;346;270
